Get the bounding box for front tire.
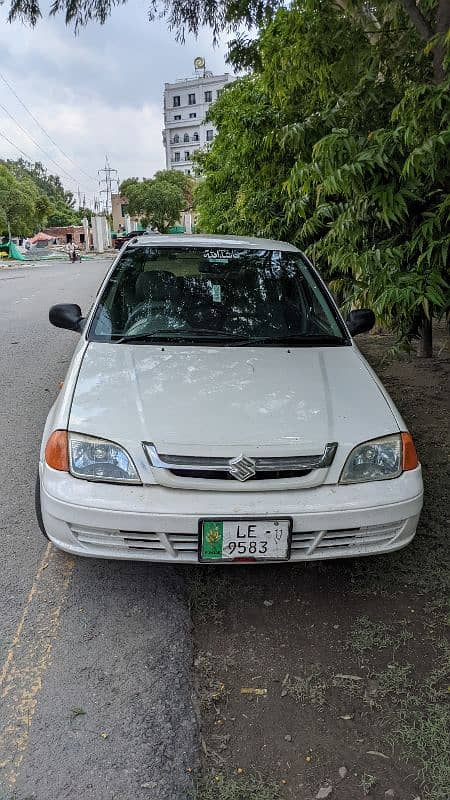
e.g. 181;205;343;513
35;473;49;540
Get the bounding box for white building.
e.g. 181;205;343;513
162;70;233;175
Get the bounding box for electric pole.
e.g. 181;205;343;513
98;156;119;215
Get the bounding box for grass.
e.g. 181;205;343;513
190;772;280;800
285;666;328;706
372;662;413;699
372;646;450;800
348;615;413;655
359;773;377;795
194;651;229;711
423;597;450;627
336;534;450;596
186;570;234;620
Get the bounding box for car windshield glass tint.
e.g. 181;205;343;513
89;246;345;344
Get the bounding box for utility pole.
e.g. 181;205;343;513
98;156;119;215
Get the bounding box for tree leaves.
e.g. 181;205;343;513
194;0;449;348
123;174;187;233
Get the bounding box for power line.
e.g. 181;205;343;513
0;128;43;164
98;156;119;214
0;100;85;188
0;69;97;183
0;128;94;207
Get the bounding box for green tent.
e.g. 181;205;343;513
0;241;25;261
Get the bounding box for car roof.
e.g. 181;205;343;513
126;233;301;253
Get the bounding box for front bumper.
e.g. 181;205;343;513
39;465;423;563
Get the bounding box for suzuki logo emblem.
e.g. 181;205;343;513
228;454;256;482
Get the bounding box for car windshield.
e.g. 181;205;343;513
89;246;346;345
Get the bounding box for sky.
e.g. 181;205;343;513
0;2;230;206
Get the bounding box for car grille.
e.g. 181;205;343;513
70;520;406;560
290;521;404;556
142;442;338;489
169;468;312;480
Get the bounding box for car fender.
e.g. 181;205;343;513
39;338;90;464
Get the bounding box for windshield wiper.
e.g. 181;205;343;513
230;334;346;347
114;329;248;344
114;330;346;346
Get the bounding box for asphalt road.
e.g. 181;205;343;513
0;260;197;800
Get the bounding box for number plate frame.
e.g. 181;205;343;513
198;517;293;563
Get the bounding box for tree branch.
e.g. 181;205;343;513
401;0;433;41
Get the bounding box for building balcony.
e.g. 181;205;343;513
163;117;203;128
170;137;200;145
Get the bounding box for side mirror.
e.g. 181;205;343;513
346;308;375;336
49;304;84;333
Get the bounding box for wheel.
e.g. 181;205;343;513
35;472;49;540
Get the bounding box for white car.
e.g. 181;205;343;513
37;235;423;564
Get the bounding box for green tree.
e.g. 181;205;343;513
126;178;186;232
45;199;79;227
77;206;92;223
119;177;140;198
194;77;289;237
5;159;66;200
2;158;92;230
0;163;51;236
195;0;449;355
8;0;450;84
153;170;194;206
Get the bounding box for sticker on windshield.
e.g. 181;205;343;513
204;249;234;260
211;284;222;303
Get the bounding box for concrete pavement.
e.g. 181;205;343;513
0;259;197;800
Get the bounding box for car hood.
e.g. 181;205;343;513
69;342;399;457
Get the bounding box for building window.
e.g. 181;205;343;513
173;134;179;143
173;96;180;107
189;112;197;119
174;152;180;162
206;129;214;142
216;89;223;98
186;170;191;175
193;132;199;142
174;114;181;120
183;133;189;142
204;90;212;102
188;93;196;105
184;151;190;161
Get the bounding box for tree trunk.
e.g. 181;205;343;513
434;0;450;83
402;0;449;84
418;312;433;358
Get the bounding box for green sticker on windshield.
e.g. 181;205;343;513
202;521;223;559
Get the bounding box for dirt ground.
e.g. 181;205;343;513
188;329;449;800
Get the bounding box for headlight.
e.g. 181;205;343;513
340;434;402;484
68;433;140;483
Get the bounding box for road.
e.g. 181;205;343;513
0;260;197;800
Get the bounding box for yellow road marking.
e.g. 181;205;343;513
0;543;74;786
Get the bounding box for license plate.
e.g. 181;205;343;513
199;518;292;562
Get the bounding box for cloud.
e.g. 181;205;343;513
0;5;230;203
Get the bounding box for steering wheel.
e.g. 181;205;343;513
184;304;227;331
